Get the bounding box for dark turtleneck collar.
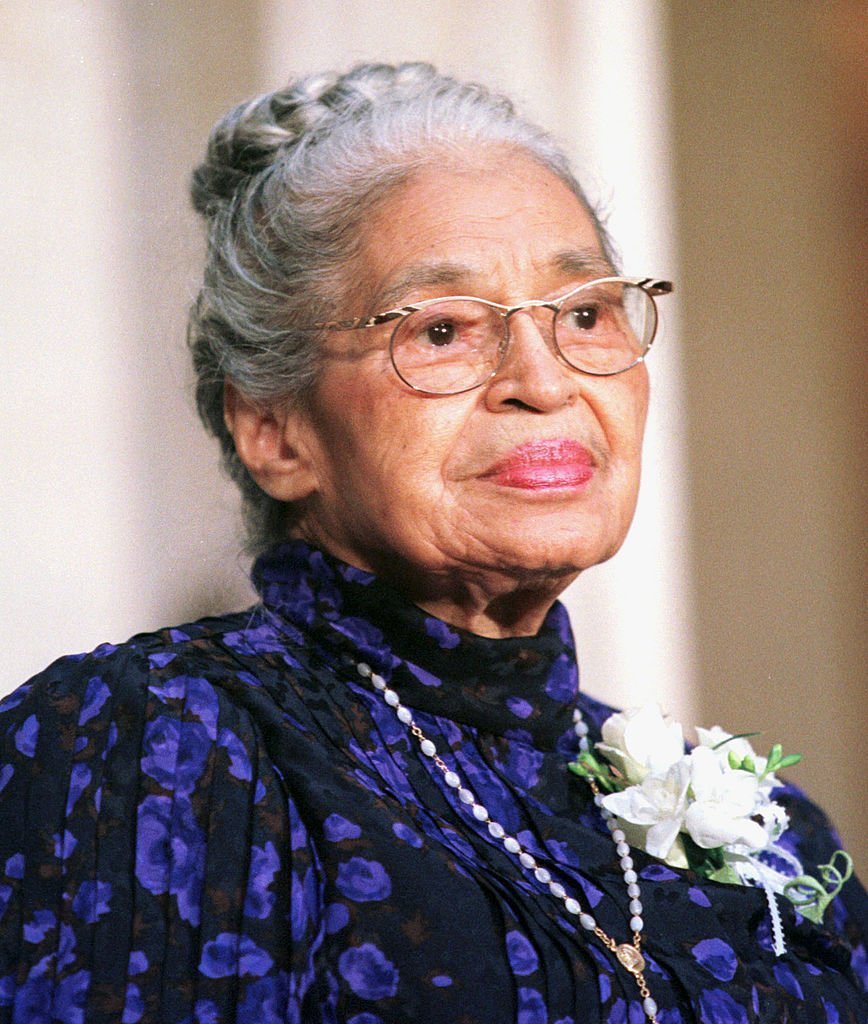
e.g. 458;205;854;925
252;540;581;751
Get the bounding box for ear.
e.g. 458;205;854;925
223;381;318;502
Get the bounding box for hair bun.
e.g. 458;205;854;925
190;64;442;217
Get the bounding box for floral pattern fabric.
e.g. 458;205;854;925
0;540;865;1022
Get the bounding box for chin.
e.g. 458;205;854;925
488;537;622;581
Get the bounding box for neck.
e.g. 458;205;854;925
294;532;579;637
412;579;573;638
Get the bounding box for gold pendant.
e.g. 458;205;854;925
614;943;646;975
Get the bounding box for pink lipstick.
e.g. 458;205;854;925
481;440;595;490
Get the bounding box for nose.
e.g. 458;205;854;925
484;306;581;412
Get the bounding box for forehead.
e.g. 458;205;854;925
354;150;609;309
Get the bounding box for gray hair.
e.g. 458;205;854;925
188;61;613;553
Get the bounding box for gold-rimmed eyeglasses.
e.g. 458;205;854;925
313;276;673;396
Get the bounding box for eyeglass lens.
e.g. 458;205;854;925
389;280;657;395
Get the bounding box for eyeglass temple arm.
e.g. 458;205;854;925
313;310;408;332
637;278;673;297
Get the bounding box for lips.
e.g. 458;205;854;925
480;439;595;489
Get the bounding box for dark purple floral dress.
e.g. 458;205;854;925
0;541;865;1022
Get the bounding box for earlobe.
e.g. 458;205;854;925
223;381;318;502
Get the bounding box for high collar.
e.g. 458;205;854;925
252;541;581;751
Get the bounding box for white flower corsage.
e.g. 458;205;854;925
569;704;852;926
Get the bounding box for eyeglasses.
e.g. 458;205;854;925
314;276;673;396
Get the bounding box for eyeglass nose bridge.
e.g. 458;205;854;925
493;298;563;367
501;298;560;320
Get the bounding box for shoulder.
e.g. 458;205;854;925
0;607;322;861
0;612;326;1013
1;606;311;747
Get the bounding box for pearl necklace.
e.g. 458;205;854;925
356;661;661;1024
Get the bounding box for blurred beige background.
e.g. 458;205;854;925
1;2;864;869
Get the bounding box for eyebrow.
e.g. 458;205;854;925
373;248;617;311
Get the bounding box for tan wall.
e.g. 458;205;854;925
665;2;867;866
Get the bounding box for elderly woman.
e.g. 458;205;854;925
0;63;864;1023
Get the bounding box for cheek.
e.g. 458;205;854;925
585;371;649;459
317;388;469;494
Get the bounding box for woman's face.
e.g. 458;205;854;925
283;151;649;632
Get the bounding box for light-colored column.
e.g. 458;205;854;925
0;4;260;688
1;6;139;683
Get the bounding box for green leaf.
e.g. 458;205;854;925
782;851;853;923
707;864;741;886
682;834;727;877
567;755;622;793
710;731;761;751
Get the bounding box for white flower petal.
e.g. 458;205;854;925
601;786;660;826
684;803;769;851
646;817;683;860
623;705;685;776
594;744;647;785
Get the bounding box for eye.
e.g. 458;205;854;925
569;304;600;331
424;320;457;346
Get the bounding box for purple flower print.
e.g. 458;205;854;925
338;943;399;1000
688;886;711;908
65;763;92;815
544;652;578;702
23;909;55;944
424;616;460;649
14;714;39;757
691;938;737;982
218;727;252;781
773;963;804;1000
336;858;392;902
128;951;147;975
4;854;23;879
72;879;113;923
517;986;547;1024
697;989;749;1024
405;662;443;687
78;677;110;726
193;998;220;1024
141;717;211;795
506;931;538;976
135;794;205;925
505;743;543;789
243;842;281;919
324;814;362;842
391;822;422;848
15;972;52;1019
325;902;350;934
57;922;77;970
199;932;274;979
224;623;288;657
237;973;291;1024
122;982;144;1023
55;969;91;1024
506;697;534;720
